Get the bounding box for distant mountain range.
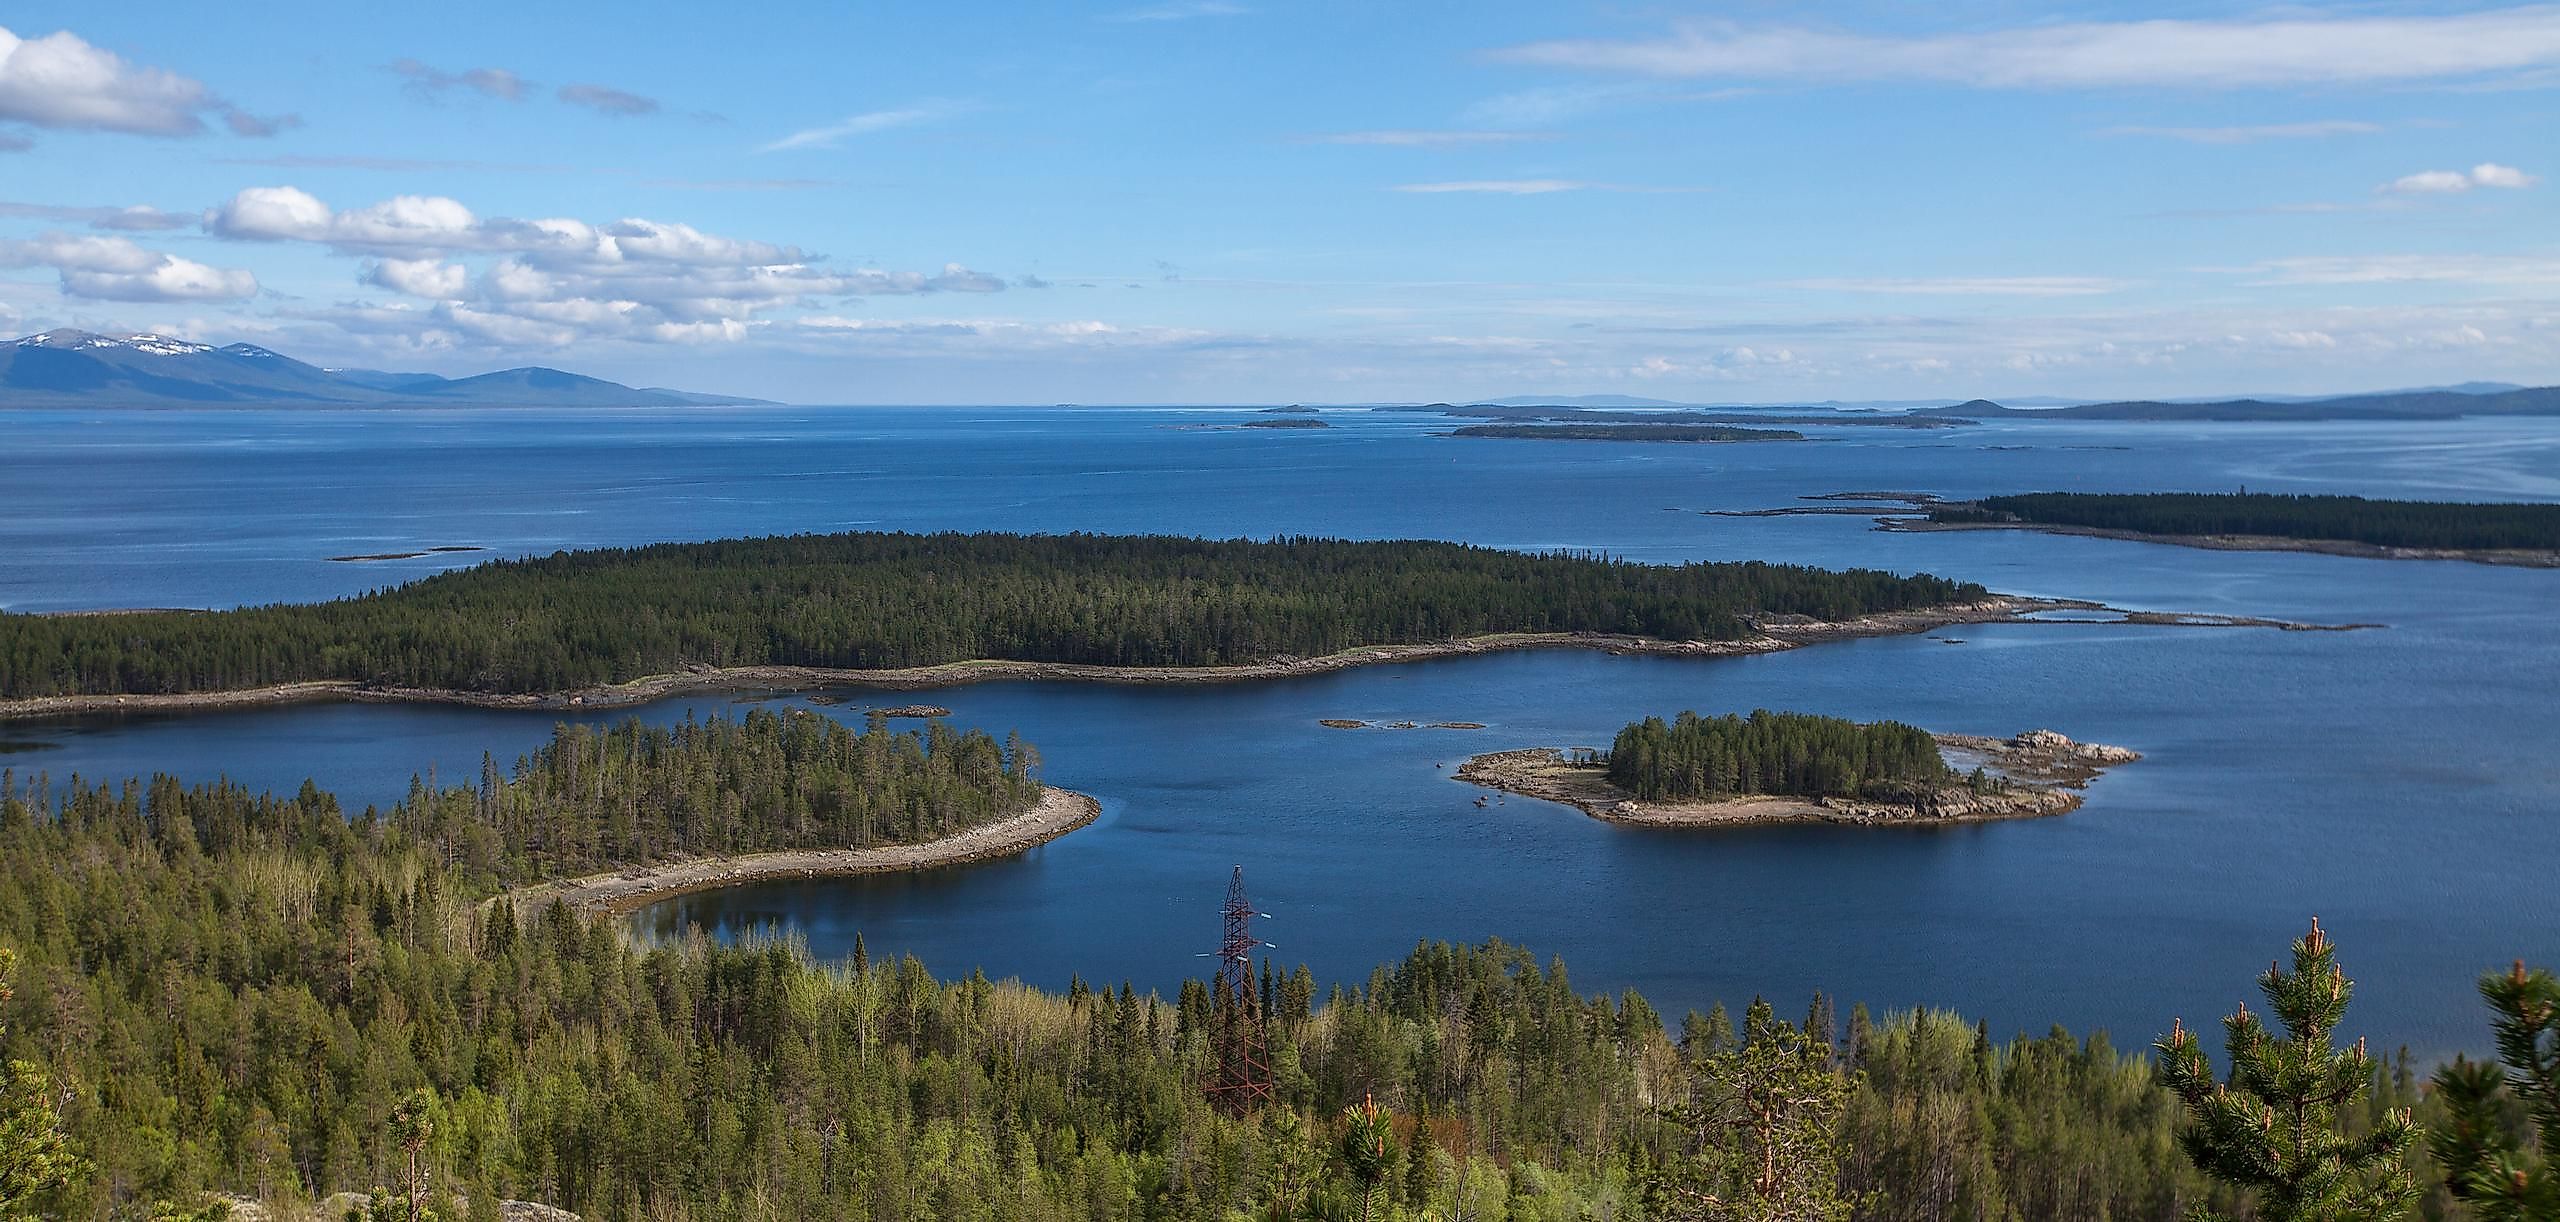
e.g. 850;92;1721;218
1915;384;2560;422
0;330;772;407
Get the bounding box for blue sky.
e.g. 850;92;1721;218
1;2;2554;404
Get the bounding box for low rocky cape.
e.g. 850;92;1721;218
1453;729;2139;829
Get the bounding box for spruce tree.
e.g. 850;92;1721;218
2430;960;2560;1219
2156;918;2418;1221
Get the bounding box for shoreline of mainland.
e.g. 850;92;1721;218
0;595;2358;724
508;787;1101;919
1453;730;2139;830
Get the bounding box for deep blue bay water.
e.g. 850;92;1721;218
3;405;2556;1057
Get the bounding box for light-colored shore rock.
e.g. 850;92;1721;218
506;787;1099;919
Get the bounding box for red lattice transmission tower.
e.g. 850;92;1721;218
1207;864;1274;1114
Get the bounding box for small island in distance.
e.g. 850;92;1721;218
1457;709;2138;827
1450;423;1807;443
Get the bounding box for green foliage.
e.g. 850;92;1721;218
1649;999;1857;1221
2157;919;2421;1221
1335;1096;1396;1221
419;708;1043;887
0;947;82;1221
1937;492;2560;552
1606;709;1950;802
2431;962;2560;1219
0;531;1985;698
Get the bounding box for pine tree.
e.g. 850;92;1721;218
2156;918;2418;1221
2430;960;2560;1219
1338;1095;1397;1222
0;947;83;1220
1650;999;1857;1221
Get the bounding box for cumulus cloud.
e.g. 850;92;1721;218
759;101;968;152
390;58;531;102
363;257;468;299
198;186;1016;350
0;24;283;138
2385;163;2539;193
0;231;257;301
558;83;659;117
1492;8;2560;89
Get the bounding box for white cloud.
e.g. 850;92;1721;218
2471;162;2539;188
0;231;257;301
2233;253;2560;288
2385;162;2539;193
759;101;967;152
2098;120;2383;144
0;24;280;138
1493;8;2560;89
1782;276;2132;297
390;59;530;102
363;257;468;299
196;186;1019;350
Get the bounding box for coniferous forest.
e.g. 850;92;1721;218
1604;710;1951;802
0;533;1984;700
5;720;2553;1221
1930;492;2560;552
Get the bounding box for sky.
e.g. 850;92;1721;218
1;1;2555;405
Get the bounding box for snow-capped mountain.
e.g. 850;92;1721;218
0;329;769;407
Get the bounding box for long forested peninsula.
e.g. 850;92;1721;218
0;532;1985;701
1925;492;2560;555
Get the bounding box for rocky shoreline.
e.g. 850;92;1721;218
506;787;1100;919
0;594;2349;723
1452;730;2139;829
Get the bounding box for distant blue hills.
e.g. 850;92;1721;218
0;329;772;407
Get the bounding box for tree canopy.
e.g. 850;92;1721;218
0;532;1985;699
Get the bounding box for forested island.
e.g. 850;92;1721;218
0;532;1990;708
1448;423;1807;443
1913;492;2560;566
1238;417;1329;429
1457;710;2138;827
0;745;2545;1218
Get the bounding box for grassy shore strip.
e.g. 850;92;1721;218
1454;730;2137;829
509;787;1100;919
1882;518;2560;568
0;595;2353;722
